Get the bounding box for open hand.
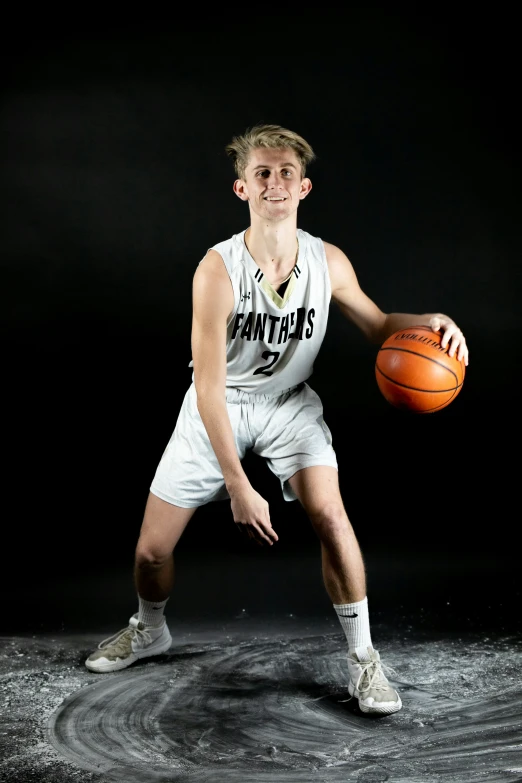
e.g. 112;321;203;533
230;484;279;546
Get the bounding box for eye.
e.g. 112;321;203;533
282;169;292;177
256;170;269;178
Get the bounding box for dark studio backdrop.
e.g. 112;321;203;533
3;13;520;633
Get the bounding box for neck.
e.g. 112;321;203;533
245;221;298;269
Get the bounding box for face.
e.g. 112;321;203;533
233;147;312;222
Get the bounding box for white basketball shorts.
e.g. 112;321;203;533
149;381;338;508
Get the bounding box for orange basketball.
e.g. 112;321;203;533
375;325;466;413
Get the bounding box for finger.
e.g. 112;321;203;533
252;523;275;546
440;325;456;350
453;340;469;365
459;345;469;366
447;331;463;356
261;519;278;542
241;524;263;545
237;523;257;543
456;340;468;363
447;337;458;356
264;510;278;542
262;522;278;543
248;529;266;546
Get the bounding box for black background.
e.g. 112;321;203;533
3;13;520;631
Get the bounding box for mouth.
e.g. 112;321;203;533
263;197;287;202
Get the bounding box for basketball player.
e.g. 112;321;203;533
85;125;469;716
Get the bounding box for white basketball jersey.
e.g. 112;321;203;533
188;228;331;395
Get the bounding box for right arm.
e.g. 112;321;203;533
191;250;278;546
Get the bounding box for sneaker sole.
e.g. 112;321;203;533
348;682;403;715
85;631;173;673
359;696;402;715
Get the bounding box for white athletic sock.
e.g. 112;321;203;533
138;596;168;628
334;597;373;653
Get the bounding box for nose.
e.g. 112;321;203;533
267;172;285;188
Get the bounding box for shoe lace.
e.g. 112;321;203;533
356;658;397;693
97;624;152;655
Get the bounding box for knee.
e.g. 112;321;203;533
135;539;173;570
309;502;351;542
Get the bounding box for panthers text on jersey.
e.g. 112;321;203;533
188;228;331;395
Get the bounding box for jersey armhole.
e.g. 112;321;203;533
217;252;240;328
316;237;332;301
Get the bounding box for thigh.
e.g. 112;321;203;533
287;465;344;518
253;383;338;501
288;467;358;548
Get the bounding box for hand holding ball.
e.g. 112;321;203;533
375;326;465;413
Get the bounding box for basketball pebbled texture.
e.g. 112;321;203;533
375;325;466;413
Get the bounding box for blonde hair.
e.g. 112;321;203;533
225;123;316;180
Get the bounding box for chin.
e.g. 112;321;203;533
262;206;291;220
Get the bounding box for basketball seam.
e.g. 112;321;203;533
377;347;461;385
411;389;460;413
375;365;461;393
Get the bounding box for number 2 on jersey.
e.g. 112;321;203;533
253;351;280;376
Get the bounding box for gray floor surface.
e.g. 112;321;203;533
1;550;520;783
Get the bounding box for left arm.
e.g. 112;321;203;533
325;242;469;365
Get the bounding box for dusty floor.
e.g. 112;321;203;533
2;617;522;782
2;551;521;782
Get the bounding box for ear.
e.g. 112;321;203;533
233;179;249;201
299;178;312;201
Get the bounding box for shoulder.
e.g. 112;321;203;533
192;249;235;320
194;249;232;291
197;248;227;272
322;240;351;264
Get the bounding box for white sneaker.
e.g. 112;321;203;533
85;614;172;673
346;645;402;715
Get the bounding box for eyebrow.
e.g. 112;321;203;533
252;162;298;170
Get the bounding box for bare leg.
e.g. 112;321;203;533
287;466;366;604
134;492;197;602
288;466;402;715
85;492;197;673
